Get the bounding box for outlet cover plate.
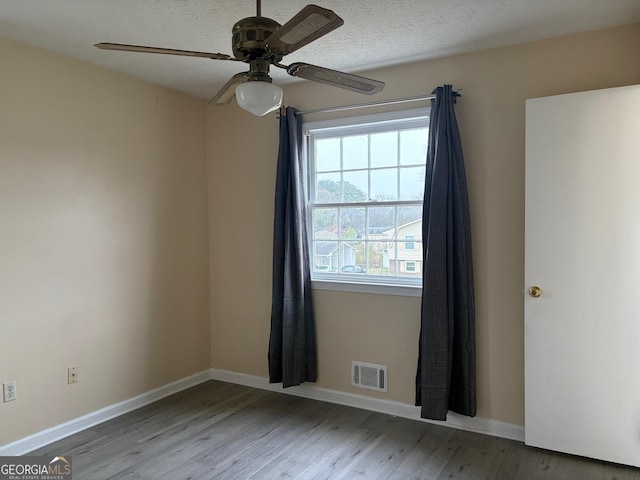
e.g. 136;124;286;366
68;365;78;384
3;381;17;402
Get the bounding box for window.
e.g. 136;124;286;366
305;108;428;292
404;234;415;250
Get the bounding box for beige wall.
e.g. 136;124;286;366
0;36;210;445
207;23;640;426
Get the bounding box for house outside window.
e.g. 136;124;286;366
386;220;422;276
305;108;429;292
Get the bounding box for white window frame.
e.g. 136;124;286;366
304;108;429;297
405;261;417;273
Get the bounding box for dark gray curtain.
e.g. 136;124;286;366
415;85;476;420
269;106;317;388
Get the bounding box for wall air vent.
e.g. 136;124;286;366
352;361;387;392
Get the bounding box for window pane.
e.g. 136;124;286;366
313;214;339;273
368;207;395;240
343;135;368;170
399;166;425;200
370;131;397;168
313;239;339;272
368;241;391;276
315;173;341;203
399;228;421;251
342;172;368;202
370;168;397;201
316;138;341;172
340;241;364;273
398;205;422;231
339;207;365;239
312;208;337;234
400;128;428;165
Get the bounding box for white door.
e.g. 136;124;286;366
525;84;640;468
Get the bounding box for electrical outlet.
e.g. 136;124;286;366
67;366;78;385
3;381;17;402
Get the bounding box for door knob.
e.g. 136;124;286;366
528;286;542;298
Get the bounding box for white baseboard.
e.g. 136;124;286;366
0;369;212;456
1;367;524;456
210;368;525;443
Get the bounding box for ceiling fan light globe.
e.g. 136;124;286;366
235;81;283;116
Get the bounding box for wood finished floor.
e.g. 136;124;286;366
30;380;640;479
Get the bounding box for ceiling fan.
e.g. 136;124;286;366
95;1;385;115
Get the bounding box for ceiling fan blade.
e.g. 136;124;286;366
266;5;344;55
284;62;385;95
207;72;250;105
95;43;235;61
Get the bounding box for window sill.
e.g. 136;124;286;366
311;279;422;297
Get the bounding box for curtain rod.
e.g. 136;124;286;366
281;89;462;117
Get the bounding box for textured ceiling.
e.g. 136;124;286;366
1;0;639;99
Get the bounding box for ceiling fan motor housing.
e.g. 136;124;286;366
232;16;282;61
